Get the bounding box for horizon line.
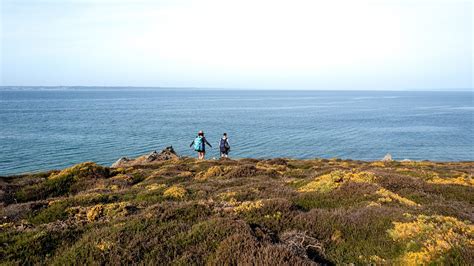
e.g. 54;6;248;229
1;85;473;92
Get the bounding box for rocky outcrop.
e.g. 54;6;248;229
111;157;132;168
145;146;178;162
381;153;393;162
111;146;179;168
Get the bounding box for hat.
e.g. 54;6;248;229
198;130;204;135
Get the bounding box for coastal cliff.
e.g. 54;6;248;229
1;149;473;265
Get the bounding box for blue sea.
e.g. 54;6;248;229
0;88;473;175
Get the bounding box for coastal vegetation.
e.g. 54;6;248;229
1;152;473;265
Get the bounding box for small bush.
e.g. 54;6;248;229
28;201;69;225
234;200;264;213
227;165;258;178
15;162;110;202
163;186;187;200
299;170;376;193
375;188;420;207
194;166;224;180
388;214;474;264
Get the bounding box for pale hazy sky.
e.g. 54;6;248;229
0;0;472;90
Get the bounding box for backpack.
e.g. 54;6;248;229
194;137;204;151
220;138;230;150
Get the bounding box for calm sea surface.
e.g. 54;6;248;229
0;88;473;175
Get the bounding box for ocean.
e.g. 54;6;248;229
0;88;473;175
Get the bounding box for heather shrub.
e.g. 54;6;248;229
14;162;110;202
2;158;473;265
1;227;83;264
227;165;258;178
28;200;69;224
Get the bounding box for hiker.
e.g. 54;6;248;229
219;133;230;158
190;130;212;159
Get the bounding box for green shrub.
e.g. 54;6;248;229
28;201;69;225
1;228;83;264
15;162;110;202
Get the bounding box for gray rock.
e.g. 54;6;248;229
112;146;179;167
111;157;131;168
381;153;393;162
150;146;178;161
145;151;160;162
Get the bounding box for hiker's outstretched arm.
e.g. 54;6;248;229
205;139;212;147
190;140;194;147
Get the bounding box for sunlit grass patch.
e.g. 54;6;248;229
298;171;343;193
285;178;307;189
111;173;134;184
395;168;440;180
146;183;166;191
283;168;307;179
264;211;282;220
298;170;376;193
80;202;136;222
177;171;193;178
217;191;237;202
295;182;379;210
388;214;474;264
256;162;288;176
427;174;474;187
195;166;226;180
375;188;420;207
163;185;187;200
370;161;386;167
15;162;111;202
234;200;264;213
47;162;110;181
96;240;113;252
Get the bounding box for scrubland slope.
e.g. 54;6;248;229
1;156;473;265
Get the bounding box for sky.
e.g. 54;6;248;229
0;0;472;90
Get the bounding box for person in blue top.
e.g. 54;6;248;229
190;130;212;160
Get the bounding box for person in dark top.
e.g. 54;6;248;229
219;133;230;158
190;130;212;160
